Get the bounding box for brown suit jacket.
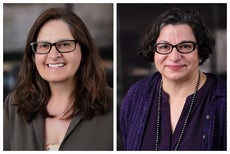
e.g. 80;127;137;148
4;89;113;151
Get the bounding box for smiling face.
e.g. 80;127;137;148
154;24;200;82
34;19;82;84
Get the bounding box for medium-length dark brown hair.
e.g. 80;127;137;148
139;8;215;65
12;7;111;123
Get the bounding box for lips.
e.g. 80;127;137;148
166;65;185;71
46;63;65;68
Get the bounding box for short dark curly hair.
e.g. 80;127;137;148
138;8;215;65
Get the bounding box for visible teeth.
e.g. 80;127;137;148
48;63;64;68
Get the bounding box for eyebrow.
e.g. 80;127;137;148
156;40;197;44
36;38;75;43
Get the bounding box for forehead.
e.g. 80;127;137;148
37;19;74;41
157;24;196;42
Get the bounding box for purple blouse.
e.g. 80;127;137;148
141;75;215;150
119;72;226;150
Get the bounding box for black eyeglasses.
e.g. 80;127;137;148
154;41;198;55
30;40;78;54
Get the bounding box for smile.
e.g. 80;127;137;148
166;65;185;71
47;63;65;68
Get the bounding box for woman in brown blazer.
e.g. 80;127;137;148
4;7;113;151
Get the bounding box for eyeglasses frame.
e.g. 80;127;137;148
30;40;78;54
153;41;198;55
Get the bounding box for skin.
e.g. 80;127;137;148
154;24;199;83
34;19;82;146
154;24;207;132
35;19;82;86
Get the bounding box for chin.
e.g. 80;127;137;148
163;73;185;81
42;77;66;83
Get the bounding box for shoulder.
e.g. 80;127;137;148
132;72;161;87
119;72;161;119
4;93;38;150
4;92;29;125
4;93;17;116
123;72;161;100
206;73;226;97
204;74;226;150
205;73;226;114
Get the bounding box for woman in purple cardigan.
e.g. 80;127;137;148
119;8;226;150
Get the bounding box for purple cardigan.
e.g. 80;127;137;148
119;72;226;150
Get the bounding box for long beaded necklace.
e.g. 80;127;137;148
155;72;201;151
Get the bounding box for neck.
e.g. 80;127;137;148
47;80;76;118
49;79;75;99
162;71;202;97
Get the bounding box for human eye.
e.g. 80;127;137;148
157;43;171;50
56;40;75;52
37;42;50;49
58;41;73;47
177;42;195;53
179;43;193;49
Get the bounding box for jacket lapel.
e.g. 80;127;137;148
32;114;45;150
64;116;81;138
32;114;81;150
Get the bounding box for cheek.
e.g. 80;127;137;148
154;54;165;65
35;55;42;62
154;54;163;71
187;52;200;64
69;52;82;68
34;55;45;69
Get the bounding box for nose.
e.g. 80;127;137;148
169;47;182;62
48;45;62;58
